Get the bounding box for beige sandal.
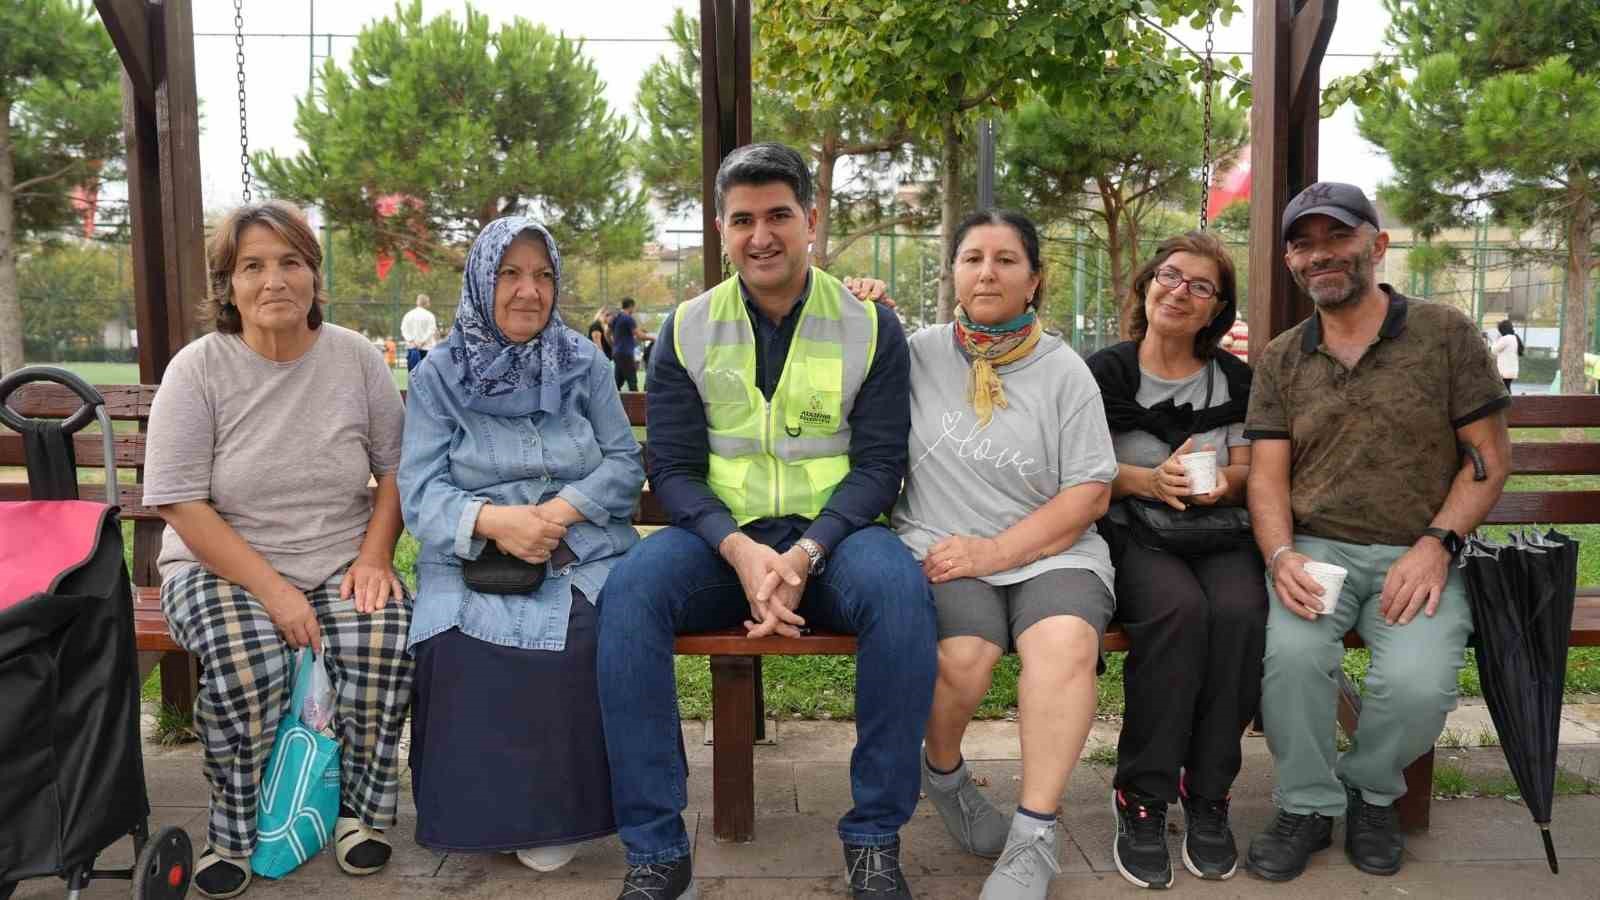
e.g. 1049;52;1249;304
334;817;392;876
193;848;252;899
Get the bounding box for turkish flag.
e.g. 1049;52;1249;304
1205;147;1251;222
373;193;433;280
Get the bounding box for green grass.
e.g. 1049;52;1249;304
1432;762;1596;799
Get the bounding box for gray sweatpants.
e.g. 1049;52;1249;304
1262;535;1474;817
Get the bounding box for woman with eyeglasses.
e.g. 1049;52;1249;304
1085;232;1267;890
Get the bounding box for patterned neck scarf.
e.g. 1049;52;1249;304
438;216;593;417
954;306;1042;427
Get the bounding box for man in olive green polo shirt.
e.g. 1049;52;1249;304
1241;183;1511;883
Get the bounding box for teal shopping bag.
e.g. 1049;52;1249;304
251;647;340;878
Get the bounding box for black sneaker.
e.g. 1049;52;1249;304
843;838;912;898
1112;787;1172;889
1178;783;1238;880
617;855;695;900
1344;785;1404;876
1246;809;1332;882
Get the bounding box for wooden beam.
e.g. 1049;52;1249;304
154;0;206;358
699;0;752;292
1288;0;1338;121
1247;0;1296;344
95;0;156;108
1250;0;1337;345
118;0;205;383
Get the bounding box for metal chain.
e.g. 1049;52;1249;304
234;0;252;204
1198;3;1216;231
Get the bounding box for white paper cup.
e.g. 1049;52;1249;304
1179;451;1218;495
1301;561;1348;615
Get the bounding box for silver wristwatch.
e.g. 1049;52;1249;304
795;537;827;575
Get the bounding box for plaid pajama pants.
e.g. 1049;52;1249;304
161;564;415;856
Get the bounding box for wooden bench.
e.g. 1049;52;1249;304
4;386;1598;842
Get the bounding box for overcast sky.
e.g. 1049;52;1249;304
182;1;1398;228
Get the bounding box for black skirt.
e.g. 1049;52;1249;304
409;590;616;851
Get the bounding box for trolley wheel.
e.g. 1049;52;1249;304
131;827;192;900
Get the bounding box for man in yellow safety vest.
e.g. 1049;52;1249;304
597;142;935;900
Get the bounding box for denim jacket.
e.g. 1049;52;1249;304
398;352;644;651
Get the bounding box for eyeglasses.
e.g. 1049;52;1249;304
1154;266;1218;300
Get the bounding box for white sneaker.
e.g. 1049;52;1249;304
515;843;580;872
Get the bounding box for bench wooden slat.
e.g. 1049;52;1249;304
0;481;159;518
622;391;647;424
1510;442;1600;475
8;382;156;420
1506;395;1600;429
0;432;147;469
1485;491;1600;525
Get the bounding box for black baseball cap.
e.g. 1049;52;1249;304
1281;181;1380;241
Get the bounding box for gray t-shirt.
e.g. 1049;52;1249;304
144;324;406;589
893;325;1119;592
1110;360;1248;469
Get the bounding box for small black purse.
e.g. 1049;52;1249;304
1105;362;1254;558
462;540;576;595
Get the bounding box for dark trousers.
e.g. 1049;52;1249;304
614;356;639;391
406;347;426;372
1111;538;1268;803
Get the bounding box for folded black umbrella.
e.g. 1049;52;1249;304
1461;529;1577;874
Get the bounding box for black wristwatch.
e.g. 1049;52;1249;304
1421;527;1464;557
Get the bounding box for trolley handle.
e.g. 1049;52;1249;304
0;365;119;506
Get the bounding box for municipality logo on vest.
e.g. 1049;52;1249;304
798;392;833;426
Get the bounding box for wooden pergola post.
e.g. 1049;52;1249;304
1248;0;1337;344
699;0;752;292
95;0;206;385
94;0;207;714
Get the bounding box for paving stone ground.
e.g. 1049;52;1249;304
12;703;1599;899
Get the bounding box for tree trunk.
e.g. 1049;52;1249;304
0;96;23;374
936;114;960;323
812;130;838;269
1559;175;1593;393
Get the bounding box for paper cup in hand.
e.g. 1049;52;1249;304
1301;561;1348;615
1178;451;1218;495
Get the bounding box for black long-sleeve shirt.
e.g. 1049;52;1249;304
645;277;910;556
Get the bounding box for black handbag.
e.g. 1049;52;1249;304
1105;361;1254;557
461;540;577;595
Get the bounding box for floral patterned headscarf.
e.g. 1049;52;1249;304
438;216;593;417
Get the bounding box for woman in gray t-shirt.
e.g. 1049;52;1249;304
892;211;1116;897
143;202;412;897
1086;231;1267;888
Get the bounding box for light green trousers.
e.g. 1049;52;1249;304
1262;534;1474;817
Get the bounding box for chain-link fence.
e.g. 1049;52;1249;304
19;229;1597;390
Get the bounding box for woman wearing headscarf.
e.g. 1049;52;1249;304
893;210;1117;900
398;216;645;870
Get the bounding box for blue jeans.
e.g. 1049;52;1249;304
597;525;937;865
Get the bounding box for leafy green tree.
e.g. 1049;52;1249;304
1002;81;1247;330
758;0;1225;322
255;0;650;273
1;0;124;371
1355;0;1600;390
17;242;131;359
635;9;923;272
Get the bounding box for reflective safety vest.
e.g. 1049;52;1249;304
673;268;879;524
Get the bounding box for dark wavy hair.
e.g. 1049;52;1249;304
948;209;1047;310
1124;231;1237;357
205;201;325;334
